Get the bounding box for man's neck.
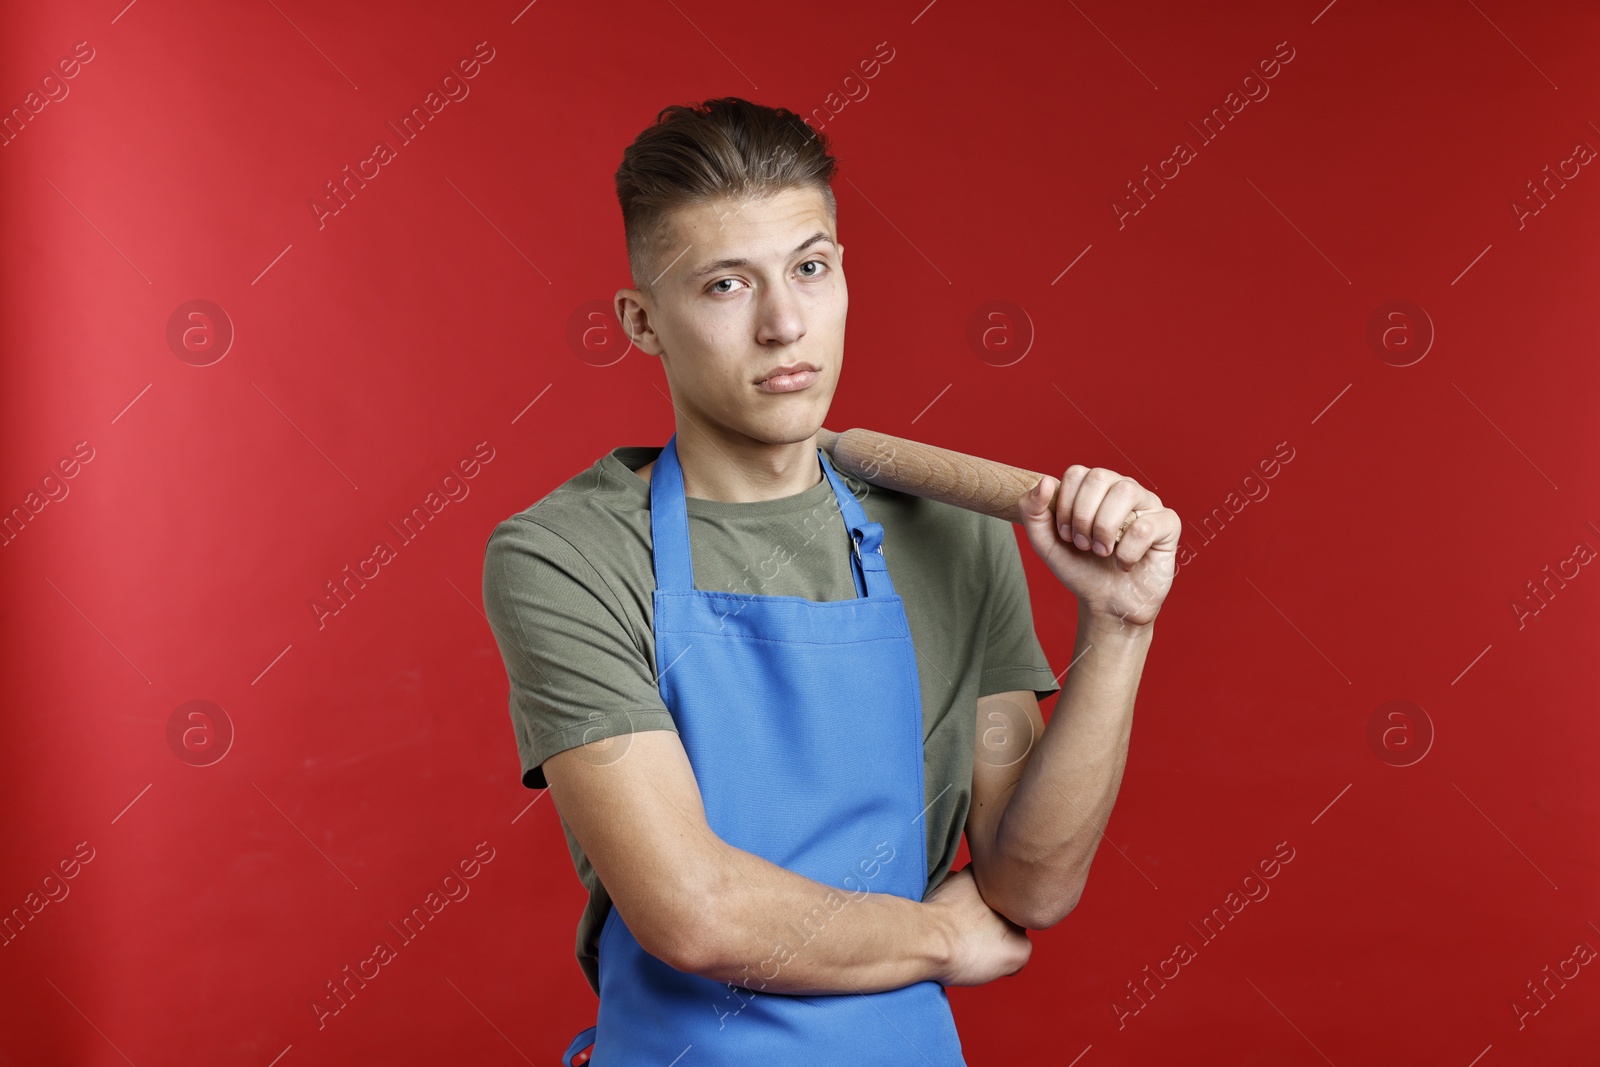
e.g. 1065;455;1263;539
642;428;824;503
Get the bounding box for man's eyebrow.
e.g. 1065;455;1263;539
686;231;835;281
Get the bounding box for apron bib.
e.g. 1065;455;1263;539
562;433;966;1065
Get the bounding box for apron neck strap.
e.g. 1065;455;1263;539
649;433;892;599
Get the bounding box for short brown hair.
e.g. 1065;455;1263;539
615;97;839;291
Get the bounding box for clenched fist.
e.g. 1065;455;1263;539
1016;466;1181;628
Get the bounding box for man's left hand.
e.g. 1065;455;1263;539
1017;466;1180;628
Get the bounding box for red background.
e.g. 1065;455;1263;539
3;1;1597;1064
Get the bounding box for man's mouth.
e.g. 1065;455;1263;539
755;363;820;393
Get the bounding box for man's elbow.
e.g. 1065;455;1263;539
1011;887;1083;931
635;869;732;975
640;919;710;974
984;866;1086;930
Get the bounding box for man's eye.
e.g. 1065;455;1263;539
799;260;826;277
711;278;743;294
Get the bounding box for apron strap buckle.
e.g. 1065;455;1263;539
852;524;886;562
852;534;884;560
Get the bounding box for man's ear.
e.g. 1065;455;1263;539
615;288;665;357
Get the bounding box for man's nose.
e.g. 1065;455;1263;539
755;283;805;346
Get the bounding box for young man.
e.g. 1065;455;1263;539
482;97;1178;1064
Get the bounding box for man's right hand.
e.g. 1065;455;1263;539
925;864;1033;985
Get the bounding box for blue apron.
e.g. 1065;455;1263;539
561;433;966;1065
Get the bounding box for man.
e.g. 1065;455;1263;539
482;97;1178;1064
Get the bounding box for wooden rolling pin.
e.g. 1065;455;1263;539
816;426;1065;524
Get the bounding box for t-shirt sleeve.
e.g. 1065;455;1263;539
976;514;1062;703
482;515;678;789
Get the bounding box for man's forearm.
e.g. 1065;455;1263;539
680;841;951;996
979;606;1152;927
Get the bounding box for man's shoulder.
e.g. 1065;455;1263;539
492;446;653;530
484;446;658;571
867;480;1001;550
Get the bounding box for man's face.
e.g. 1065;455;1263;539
615;184;846;448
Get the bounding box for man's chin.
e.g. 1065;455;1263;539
731;391;826;438
766;404;833;446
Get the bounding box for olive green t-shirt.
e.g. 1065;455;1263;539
481;444;1061;997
